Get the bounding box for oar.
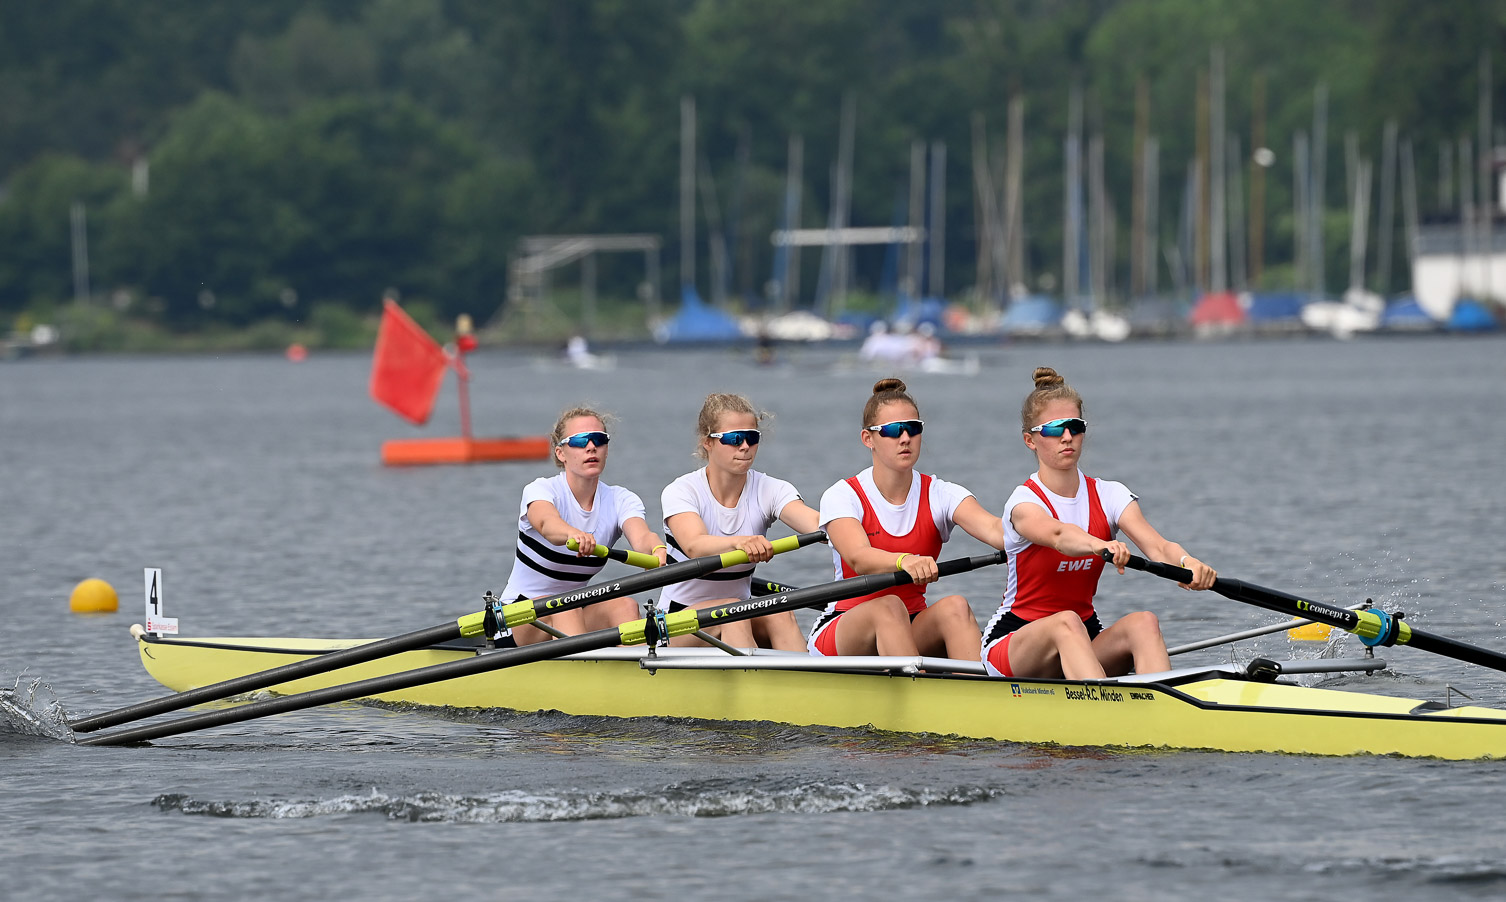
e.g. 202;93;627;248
750;576;800;596
70;531;826;734
1111;551;1506;673
1167;601;1370;656
568;540;660;570
80;550;1003;746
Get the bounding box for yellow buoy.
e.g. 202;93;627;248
69;578;119;614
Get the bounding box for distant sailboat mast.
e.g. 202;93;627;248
1063;83;1083;310
1209;47;1227;295
680;95;697;302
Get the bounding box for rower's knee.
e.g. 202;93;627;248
1041;610;1092;641
868;595;912;621
1119;610;1163;641
932;595;981;630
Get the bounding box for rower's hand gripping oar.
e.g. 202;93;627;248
565;539;660;570
1108;550;1506;674
487;531;825;638
79;550;1003;747
70;531;825;734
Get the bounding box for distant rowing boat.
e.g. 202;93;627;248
129;625;1506;760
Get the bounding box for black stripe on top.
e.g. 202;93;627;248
515;533;608;583
519;532;612;568
517;554;600;582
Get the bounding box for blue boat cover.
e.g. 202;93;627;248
1379;296;1438;330
892;295;947;328
1245;293;1305;322
1000;295;1062;333
657;286;745;343
1447;298;1499;332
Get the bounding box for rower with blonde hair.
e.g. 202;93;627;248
658;393;819;651
981;366;1217;679
499;405;667;646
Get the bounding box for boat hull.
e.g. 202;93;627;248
133;633;1506;759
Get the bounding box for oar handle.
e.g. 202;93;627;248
566;538;660;570
1109;550;1506;675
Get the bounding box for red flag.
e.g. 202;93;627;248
370;299;451;425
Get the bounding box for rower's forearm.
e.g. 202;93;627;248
631;532;667;555
1048;524;1111;559
842;546;922;575
676;534;742;557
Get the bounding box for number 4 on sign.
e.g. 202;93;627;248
144;568;178;636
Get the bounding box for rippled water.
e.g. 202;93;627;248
4;336;1506;900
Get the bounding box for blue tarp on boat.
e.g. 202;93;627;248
1245;293;1305;323
1446;298;1499;332
1000;296;1062;334
1379;296;1439;331
655;286;744;343
891;295;946;329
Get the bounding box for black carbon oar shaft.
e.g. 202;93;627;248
80;550;1002;747
72;531;824;734
1118;553;1506;674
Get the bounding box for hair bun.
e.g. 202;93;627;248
1032;366;1064;389
872;377;908;395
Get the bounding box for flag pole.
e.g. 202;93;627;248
454;314;476;441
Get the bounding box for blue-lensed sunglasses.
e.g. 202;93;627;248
708;429;761;446
866;420;924;438
1029;417;1087;437
560;431;611;448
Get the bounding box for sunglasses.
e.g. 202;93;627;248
560;431;611;448
708;429;761;446
866;420;925;438
1029;417;1087;437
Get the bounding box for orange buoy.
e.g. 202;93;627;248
286;343;308;362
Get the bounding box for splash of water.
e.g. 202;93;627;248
153;779;1004;823
0;674;76;741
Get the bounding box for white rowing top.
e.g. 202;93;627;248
657;467;802;610
500;473;647;600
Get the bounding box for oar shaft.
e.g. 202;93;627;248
1117;553;1506;675
80;631;611;746
73;531;824;734
81;550;1002;747
1404;630;1506;672
68;621;466;733
645;551;1005;644
750;577;800;596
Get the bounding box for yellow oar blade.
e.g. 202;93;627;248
1287;621;1333;641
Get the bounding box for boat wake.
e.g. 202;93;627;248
0;674;75;741
152;778;1004;823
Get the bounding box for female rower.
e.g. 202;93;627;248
811;378;998;660
499;406;668;646
981;367;1217;679
658;393;819;651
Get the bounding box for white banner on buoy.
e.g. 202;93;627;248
144;567;178;635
